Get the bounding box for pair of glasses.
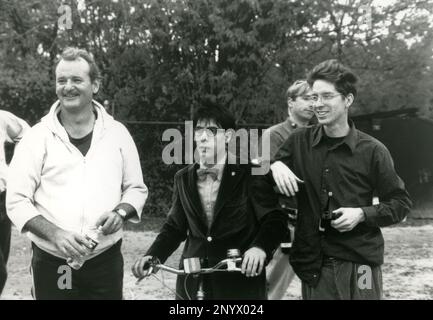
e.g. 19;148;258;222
194;126;222;137
310;93;343;102
299;95;316;101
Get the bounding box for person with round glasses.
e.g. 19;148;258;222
269;59;411;300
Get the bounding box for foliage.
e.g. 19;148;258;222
1;0;432;216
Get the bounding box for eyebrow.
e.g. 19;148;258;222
313;91;338;94
195;126;220;128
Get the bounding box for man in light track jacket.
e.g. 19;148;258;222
6;47;148;300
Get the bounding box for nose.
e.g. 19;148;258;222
62;79;74;92
313;98;324;110
198;130;209;142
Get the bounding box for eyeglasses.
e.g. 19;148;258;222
298;95;316;101
194;126;222;137
310;93;343;103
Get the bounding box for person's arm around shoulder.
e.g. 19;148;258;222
270;133;304;197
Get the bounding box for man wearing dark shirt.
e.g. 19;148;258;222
270;59;412;299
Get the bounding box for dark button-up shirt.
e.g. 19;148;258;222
274;121;412;286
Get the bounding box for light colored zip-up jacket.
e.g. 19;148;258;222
6;100;148;259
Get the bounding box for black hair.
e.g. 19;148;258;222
307;59;358;98
193;99;236;130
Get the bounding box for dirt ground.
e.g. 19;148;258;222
2;221;433;300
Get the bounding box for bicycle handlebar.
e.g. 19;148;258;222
156;257;242;275
136;256;242;284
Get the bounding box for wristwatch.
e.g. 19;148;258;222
115;208;128;220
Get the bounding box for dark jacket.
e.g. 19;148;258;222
146;162;286;299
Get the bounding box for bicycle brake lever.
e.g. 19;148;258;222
135;266;154;285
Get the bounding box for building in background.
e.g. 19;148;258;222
353;108;433;217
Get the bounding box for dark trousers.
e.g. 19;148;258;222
31;240;124;300
302;256;382;300
0;191;11;295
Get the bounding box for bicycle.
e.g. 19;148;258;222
135;249;243;300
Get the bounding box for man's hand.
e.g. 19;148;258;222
331;207;365;232
270;161;304;197
51;229;93;260
95;211;124;235
132;255;154;279
241;247;266;277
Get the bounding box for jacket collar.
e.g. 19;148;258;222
186;156;248;233
42;99;113;143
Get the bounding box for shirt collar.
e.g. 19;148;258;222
312;119;358;153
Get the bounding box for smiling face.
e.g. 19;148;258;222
289;88;315;123
194;119;230;167
55;58;99;112
311;80;353;128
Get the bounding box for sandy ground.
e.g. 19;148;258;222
2;222;433;300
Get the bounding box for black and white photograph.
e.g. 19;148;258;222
0;0;432;303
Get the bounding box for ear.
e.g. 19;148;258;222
92;80;100;94
287;98;294;110
345;93;354;109
225;129;234;144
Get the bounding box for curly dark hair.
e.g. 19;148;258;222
307;59;358;98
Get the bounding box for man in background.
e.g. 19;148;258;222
262;80;315;299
